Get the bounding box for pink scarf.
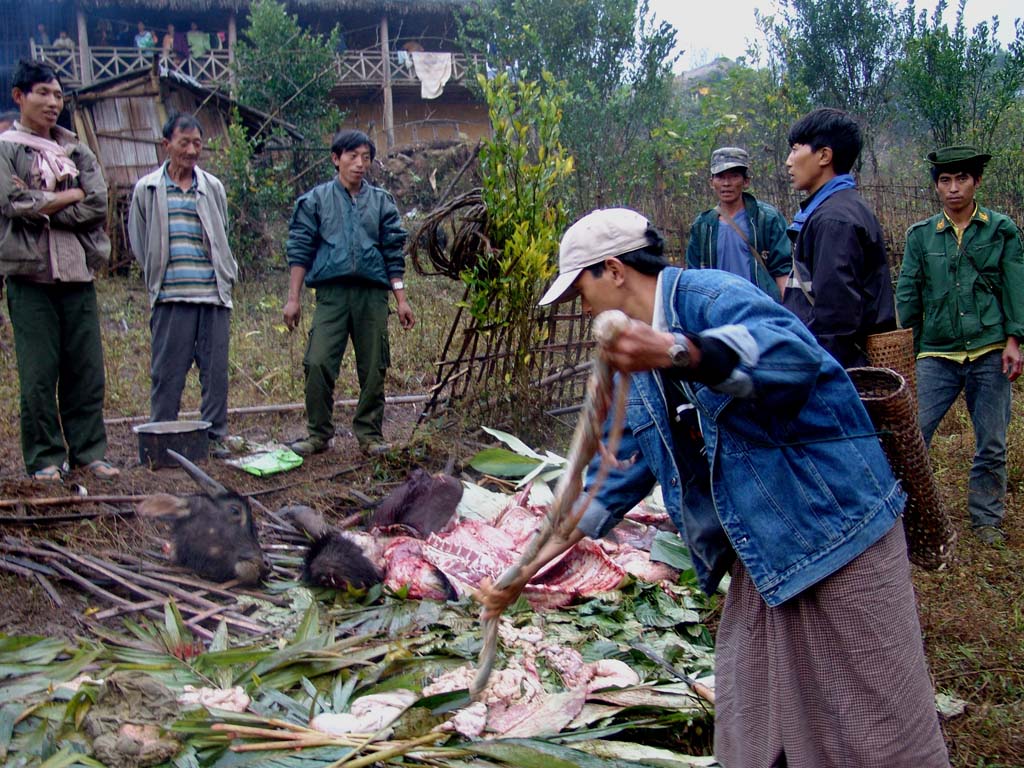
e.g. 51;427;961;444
0;127;80;191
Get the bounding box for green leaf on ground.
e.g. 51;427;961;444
468;447;542;477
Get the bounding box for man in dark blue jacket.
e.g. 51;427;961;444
480;208;949;767
284;130;412;456
782;108;896;367
685;146;790;301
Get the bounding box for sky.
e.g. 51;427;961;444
647;0;1023;72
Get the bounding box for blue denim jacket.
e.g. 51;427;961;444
577;267;904;606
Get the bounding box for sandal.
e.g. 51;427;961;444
86;459;121;479
32;465;63;482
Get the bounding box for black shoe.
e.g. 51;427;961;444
290;437;329;456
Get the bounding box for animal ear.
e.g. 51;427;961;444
137;493;191;520
282;504;328;539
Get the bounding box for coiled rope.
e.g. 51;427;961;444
471;309;633;697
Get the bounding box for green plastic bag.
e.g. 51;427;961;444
231;448;304;477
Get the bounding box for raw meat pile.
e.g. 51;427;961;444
424;619;641;738
343;484;679;606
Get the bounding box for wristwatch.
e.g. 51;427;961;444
668;333;691;369
391;280;405;291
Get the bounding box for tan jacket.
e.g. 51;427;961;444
128;162;237;308
0;124;110;277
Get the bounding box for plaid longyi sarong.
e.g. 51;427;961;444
713;521;950;768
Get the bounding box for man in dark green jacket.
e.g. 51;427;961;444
896;145;1024;545
685;147;791;301
284;130;412;456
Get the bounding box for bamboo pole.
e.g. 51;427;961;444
380;15;395;152
0;495;146;512
76;8;92;86
104;394;429;426
38;541;267;635
228;12;237;96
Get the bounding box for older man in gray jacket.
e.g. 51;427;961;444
128;112;237;452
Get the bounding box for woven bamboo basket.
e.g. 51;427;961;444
848;367;956;570
865;328;917;413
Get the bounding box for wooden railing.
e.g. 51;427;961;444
32;44;486;92
336;50;486;88
31;43;233;89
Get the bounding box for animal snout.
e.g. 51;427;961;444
234;554;270;585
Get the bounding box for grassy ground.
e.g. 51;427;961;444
0;268;464;453
919;410;1024;766
0;269;1021;765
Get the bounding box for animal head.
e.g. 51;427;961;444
138;451;269;585
281;505;383;591
302;532;382;590
369;468;462;536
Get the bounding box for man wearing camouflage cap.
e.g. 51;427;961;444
685;147;791;301
896;145;1024;546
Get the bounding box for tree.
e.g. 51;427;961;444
655;14;811;211
205;117;294;273
207;0;346;272
233;0;343;144
770;0;905;172
459;0;677;212
898;0;1024;148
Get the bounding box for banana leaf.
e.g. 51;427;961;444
467;447;542;477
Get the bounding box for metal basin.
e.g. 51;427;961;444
133;420;212;468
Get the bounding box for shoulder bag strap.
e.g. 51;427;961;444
715;205;768;273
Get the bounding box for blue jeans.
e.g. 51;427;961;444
917;351;1011;528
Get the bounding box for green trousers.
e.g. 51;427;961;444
6;279;109;473
304;282;390;446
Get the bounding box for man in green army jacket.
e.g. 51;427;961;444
896;145;1024;545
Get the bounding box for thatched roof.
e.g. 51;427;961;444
78;0;477;12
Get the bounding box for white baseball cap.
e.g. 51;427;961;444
538;208;652;306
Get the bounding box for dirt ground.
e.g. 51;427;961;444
0;401;441;634
1;393;1022;766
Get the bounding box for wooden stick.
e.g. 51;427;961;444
212;723;323;740
214;724;377;745
336;733;447;768
0;495;146;512
267;718;315;732
182;603;231;629
34;573;64;607
0;558;38;578
107;553;291;606
471;311;632;697
433;140;481;207
40;542;266;634
43;558;137;609
104;394;429;426
91;597;167;621
229;738;338;752
0;552;57;577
